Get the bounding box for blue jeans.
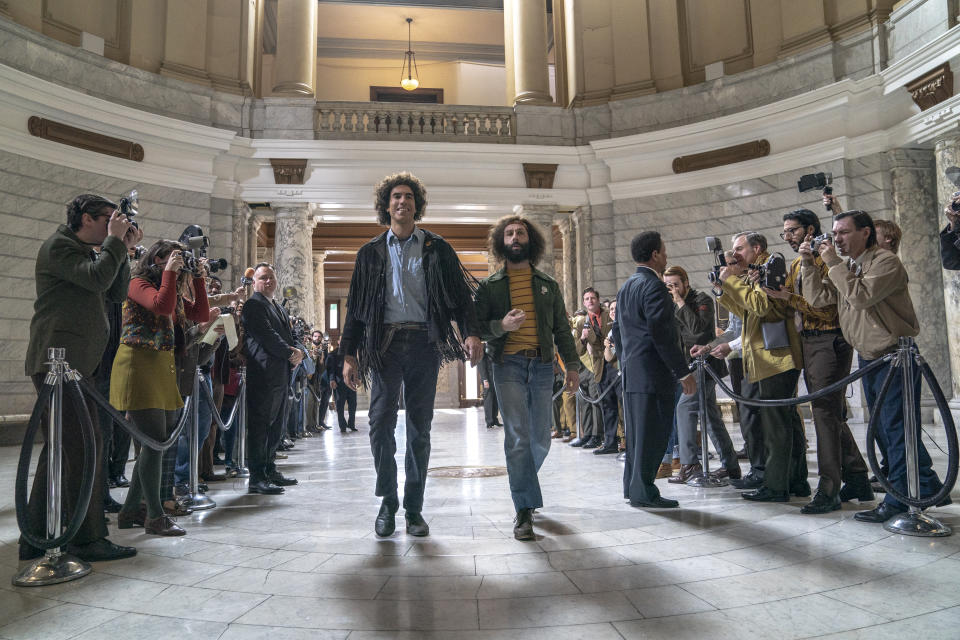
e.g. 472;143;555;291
662;384;681;463
493;355;555;511
368;328;441;513
174;373;213;486
859;355;942;510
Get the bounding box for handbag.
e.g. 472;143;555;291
761;319;790;350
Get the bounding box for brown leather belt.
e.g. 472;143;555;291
514;348;541;359
384;322;427;331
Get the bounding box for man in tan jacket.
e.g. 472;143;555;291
570;288;612;448
697;231;808;502
799;210;944;524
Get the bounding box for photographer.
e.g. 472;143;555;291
110;240;210;536
706;232;807;503
940;191;960;269
759;209;872;513
800;211;945;524
307;329;331;432
21;194;140;562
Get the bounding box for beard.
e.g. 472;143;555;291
503;240;530;263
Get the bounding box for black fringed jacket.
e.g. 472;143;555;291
339;228;480;382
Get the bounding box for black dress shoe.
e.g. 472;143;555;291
349;426;358;432
742;487;789;502
103;496;123;514
854;502;905;523
268;473;298;487
67;538;137;562
582;437;603;449
114;475;130;488
801;490;842;514
593;444;619;455
790;480;812;498
107;477;118;489
569;438;586;447
629;496;679;508
730;472;764;489
405;512;430;537
513;508;535;540
839;475;875;502
375;503;396;537
248;479;285;495
616;452;627;462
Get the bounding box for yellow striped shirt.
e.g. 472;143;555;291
503;267;540;354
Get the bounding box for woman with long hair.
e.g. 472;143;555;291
110;239;209;536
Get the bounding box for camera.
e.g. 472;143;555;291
748;253;788;291
705;236;725;285
797;172;834;211
177;225;228;276
218;306;236;315
131;245;146;260
811;233;833;253
118;190;139;229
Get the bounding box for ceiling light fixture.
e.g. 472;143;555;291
400;18;420;91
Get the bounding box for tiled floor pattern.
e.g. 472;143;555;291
1;408;959;639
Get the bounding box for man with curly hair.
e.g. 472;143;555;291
474;215;579;539
341;172;482;537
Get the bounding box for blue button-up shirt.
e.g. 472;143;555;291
383;227;428;324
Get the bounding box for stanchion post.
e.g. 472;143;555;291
187;367;216;511
236;366;250;478
13;348;91;587
688;355;727;488
884;337;950;537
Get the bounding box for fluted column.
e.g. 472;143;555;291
558;216;576;314
272;0;317;96
936;135;960;417
518;206;555;279
313;252;326;333
504;0;552;105
273;205;316;324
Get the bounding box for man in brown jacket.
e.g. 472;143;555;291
571;288;612;448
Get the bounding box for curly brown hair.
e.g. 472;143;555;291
374;172;428;225
488;215;547;267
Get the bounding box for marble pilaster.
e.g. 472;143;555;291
313;252;326;333
558;216;577;315
935;135;960;415
517;205;555;279
271;0;317;96
273;205;316;325
886;149;949;414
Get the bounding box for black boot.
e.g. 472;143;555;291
839;474;875;502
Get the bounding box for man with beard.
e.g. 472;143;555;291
341;172;482;538
615;231;696;508
474;215;579;539
759;209;872;513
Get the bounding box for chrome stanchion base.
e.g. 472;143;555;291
12;552;91;587
236;467;250;478
687;472;728;488
884;511;952;537
187;493;217;511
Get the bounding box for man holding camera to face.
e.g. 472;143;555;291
760;208;873;514
697;231;808;503
940;191;960;270
800;209;945;524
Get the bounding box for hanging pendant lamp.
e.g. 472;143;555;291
400;18;420;91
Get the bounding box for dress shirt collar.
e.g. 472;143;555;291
387;226;424;246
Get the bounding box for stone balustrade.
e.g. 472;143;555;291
314;102;516;143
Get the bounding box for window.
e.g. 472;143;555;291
328;303;338;330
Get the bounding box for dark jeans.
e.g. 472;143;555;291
335;385;357;431
368;328;440;513
246;379;287;482
744;368;807;492
860;355;942;510
803;333;868;496
599;364;623;448
24;373;108;547
623;391;676;503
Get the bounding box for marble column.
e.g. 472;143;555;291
504;0;552;105
313;252;326;333
935;135;960;416
558;216;577;314
272;0;317;96
571;206;594;299
273;205;316;325
231;201;250;280
248;214;265;271
519;205;556;279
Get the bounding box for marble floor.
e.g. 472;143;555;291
1;408;959;639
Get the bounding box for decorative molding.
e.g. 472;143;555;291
778;26;832;59
522;163;558;189
270;158;308;184
316;36;505;65
906;62;953;111
27;115;143;161
672;139;770;174
159;61;212;87
41;0;121;49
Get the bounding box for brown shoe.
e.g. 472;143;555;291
145;515;186;536
716;465;743;480
656;463;673;479
162;500;194;517
668;463;702;484
671;457;681;472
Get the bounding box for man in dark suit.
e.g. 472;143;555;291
326;341;357;433
614;231;696;509
241;262;303;495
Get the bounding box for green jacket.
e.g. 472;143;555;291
474;265;578;368
25;225;130;377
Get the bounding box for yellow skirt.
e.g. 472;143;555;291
109;344;184;412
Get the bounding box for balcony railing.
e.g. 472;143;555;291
314;102;515;143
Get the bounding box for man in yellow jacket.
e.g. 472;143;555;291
701;231;808;502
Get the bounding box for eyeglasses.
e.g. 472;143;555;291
779;227;804;240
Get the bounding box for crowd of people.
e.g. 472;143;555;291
17;172;959;564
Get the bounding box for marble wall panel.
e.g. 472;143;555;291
887;0;954;64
